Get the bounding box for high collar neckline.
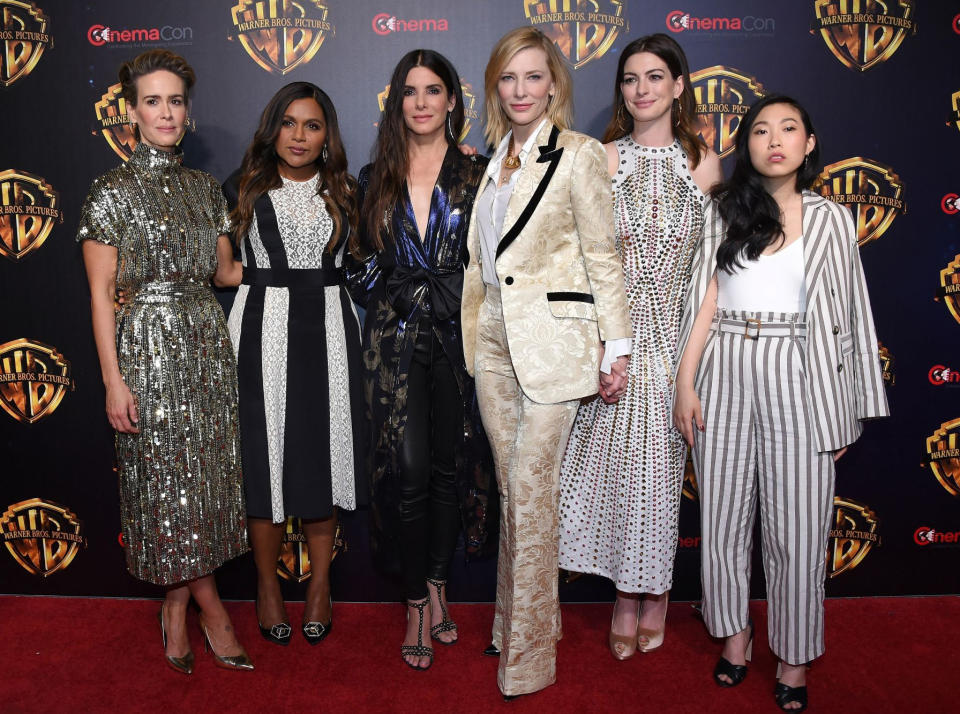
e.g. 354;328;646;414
128;142;183;171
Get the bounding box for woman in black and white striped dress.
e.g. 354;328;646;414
223;82;363;646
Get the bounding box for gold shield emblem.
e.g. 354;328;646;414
229;0;333;76
923;419;960;497
690;66;766;159
878;341;895;387
0;0;52;88
828;497;880;578
682;453;698;501
276;517;345;582
1;498;86;576
936;255;960;326
948;90;960;134
0;338;73;424
815;158;905;246
93;83;137;161
0;169;62;261
812;0;916;72
524;0;627;69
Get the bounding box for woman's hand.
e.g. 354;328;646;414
458;143;479;156
105;378;139;433
833;447;848;461
673;385;703;447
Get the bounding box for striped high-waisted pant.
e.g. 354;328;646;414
692;309;835;665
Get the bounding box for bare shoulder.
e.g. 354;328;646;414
602;141;620;178
690;147;723;194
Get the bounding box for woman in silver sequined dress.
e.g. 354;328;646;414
223;82;363;647
558;34;722;660
78;50;251;674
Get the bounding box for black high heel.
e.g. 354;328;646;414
426;577;457;645
713;619;753;687
774;662;809;712
400;598;434;671
256;597;291;646
302;595;333;645
482;643;500;657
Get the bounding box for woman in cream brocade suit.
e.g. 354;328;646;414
461;27;632;698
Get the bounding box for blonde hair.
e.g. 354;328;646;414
483;27;573;148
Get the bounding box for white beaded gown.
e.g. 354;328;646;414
559;138;705;593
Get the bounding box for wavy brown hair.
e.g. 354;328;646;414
118;49;195;141
601;34;705;168
231;82;357;253
363;49;464;252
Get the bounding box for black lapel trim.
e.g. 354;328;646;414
546;291;594;304
495;125;563;259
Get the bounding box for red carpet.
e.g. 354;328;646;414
2;595;955;713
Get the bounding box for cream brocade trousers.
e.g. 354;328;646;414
473;286;579;696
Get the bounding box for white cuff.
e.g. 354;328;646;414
600;338;632;374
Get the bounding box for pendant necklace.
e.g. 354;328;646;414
503;134;521;170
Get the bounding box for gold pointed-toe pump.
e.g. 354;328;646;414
158;609;194;675
198;614;254;671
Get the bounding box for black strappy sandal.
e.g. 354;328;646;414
713;619;754;687
774;661;809;712
426;578;458;645
400;598;434;670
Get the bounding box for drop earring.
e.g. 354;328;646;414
322;145;328;162
674;98;682;127
446;111;453;140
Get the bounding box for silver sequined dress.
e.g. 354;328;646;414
77;143;248;586
559;138;705;593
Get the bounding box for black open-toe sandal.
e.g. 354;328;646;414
400;598;434;671
426;578;458;645
774;682;808;712
713;619;753;687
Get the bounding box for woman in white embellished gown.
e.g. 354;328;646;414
559;34;722;660
223;82;362;646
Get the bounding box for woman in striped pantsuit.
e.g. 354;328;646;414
673;95;888;712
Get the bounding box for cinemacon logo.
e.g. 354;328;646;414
87;24;193;46
914;527;960;546
928;365;960;386
666;10;774;33
372;13;448;35
943;193;959;215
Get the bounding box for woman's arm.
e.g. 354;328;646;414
213;234;242;288
81;240;139;433
673;274;717;446
690;148;723;195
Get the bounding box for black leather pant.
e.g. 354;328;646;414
398;324;463;600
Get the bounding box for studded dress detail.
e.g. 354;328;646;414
76;143;248;586
559;138;705;593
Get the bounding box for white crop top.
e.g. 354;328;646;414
716;237;806;313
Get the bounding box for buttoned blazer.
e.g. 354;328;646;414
676;190;890;451
461;122;632;404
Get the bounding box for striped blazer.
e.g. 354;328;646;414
676;190;889;451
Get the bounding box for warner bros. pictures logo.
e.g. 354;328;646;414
0;0;52;88
936;255;960;325
689;66;766;159
815;158;906;246
948;89;960;134
682;453;698;500
0;338;74;424
828;497;880;578
524;0;627;69
0;169;62;261
374;79;478;143
229;0;333;76
811;0;917;72
1;498;87;577
276;517;345;582
922;419;960;497
878;341;895;386
93;82;136;160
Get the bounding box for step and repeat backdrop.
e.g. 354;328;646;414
2;1;958;603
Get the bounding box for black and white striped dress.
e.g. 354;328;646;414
224;172;363;523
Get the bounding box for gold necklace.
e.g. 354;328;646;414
503;134;521;170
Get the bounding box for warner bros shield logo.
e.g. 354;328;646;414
689;66;766;159
923;419;960;497
828;497;880;577
0;169;62;261
815;157;905;246
812;0;916;72
0;0;53;87
524;0;627;69
93;83;137;161
1;498;86;576
229;0;333;75
936;255;960;326
276;517;345;581
0;338;74;424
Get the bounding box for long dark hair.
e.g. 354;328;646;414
230;82;357;252
601;34;704;168
363;49;464;252
713;94;820;273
